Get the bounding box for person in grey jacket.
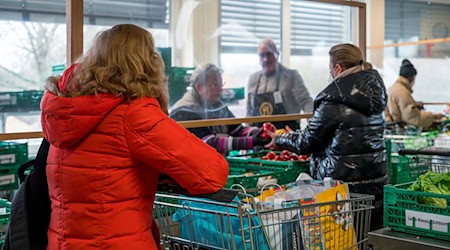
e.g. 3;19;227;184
247;39;313;130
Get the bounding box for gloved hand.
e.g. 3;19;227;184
252;128;272;146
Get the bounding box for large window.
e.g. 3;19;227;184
0;0;170;134
382;0;450;112
290;0;355;97
219;0;357;117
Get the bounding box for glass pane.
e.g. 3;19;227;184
0;10;66;133
219;0;282;118
290;1;357;98
382;0;450;114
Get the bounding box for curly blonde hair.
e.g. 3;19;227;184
47;24;169;114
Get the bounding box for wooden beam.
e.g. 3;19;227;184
358;4;367;59
0;114;313;141
368;37;450;49
180;114;313;128
66;0;83;65
305;0;365;8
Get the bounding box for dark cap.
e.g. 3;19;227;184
399;59;417;78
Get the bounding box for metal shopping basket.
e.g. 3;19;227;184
154;191;271;250
154;187;374;250
257;193;374;250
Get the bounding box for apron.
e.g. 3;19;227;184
249;72;300;130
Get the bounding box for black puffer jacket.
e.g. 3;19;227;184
276;69;388;182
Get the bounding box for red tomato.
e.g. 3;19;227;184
299;155;308;161
261;123;276;139
290;155;299;161
266;151;276;160
274;155;283;161
281;150;291;156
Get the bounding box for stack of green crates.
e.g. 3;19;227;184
0;142;28;190
0;199;11;247
384;183;449;241
0;91;43;113
226;150;309;191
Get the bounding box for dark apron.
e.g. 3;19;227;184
249;73;300;130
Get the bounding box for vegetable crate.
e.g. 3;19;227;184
225;150;309;191
384;183;449;241
0;142;28;190
0;199;11;247
384;149;450;241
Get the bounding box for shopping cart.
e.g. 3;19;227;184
384;133;444;184
397;147;450;175
154;190;374;250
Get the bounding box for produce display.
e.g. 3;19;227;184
408;171;450;208
261;150;309;162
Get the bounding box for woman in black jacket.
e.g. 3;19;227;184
270;43;388;230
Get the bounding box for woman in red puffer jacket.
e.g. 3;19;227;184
41;24;229;250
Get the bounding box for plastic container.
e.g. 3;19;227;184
226;150;309;190
0;142;28;190
384;183;450;241
0;199;11;247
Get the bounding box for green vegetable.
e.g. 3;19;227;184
408;171;450;208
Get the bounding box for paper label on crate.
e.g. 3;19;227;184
0;154;15;164
0;208;6;214
405;210;450;233
0;174;15;185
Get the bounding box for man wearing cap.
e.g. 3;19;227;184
246;39;313;130
385;59;441;129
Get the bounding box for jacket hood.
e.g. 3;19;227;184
316;69;387;116
41;67;124;148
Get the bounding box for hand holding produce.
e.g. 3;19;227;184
261;122;276;139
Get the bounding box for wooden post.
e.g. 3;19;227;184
359;4;367;59
66;0;83;65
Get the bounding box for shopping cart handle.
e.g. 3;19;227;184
398;147;450;156
157;181;238;203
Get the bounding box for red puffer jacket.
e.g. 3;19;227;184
41;72;229;250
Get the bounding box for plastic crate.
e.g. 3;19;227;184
168;67;194;106
0;199;11;247
388;154;431;184
0;168;19;190
226;151;309;190
0;142;28;168
384;183;450;241
0;90;43;112
0;142;28;190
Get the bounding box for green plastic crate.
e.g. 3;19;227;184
388;155;430;184
0;168;19;190
0;91;43;112
0;199;11;247
226;150;309;190
168;67;194;106
384;183;450;241
0;142;28;190
0;142;28;168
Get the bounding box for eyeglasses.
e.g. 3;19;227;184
205;81;225;88
258;52;275;59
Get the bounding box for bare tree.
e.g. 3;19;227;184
17;22;61;83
